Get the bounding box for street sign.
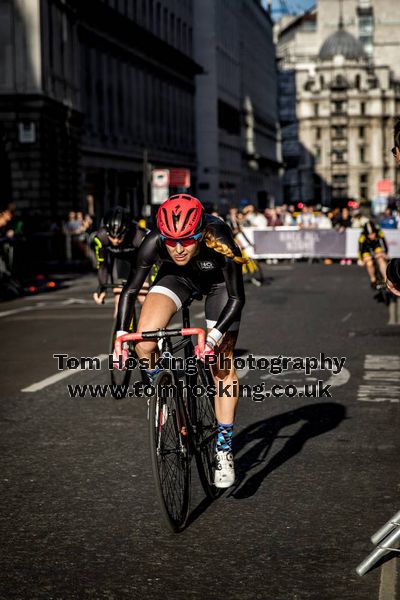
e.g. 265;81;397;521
151;169;169;205
152;169;170;187
376;179;393;196
170;168;190;188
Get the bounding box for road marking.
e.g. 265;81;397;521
0;302;46;318
21;354;109;393
61;298;91;305
194;311;205;319
358;355;400;402
341;312;352;323
379;559;397;600
236;354;350;388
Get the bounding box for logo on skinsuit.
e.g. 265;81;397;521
197;261;215;270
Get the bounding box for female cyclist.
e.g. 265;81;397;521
113;194;246;488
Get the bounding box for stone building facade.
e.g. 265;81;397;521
0;0;200;218
276;0;400;206
194;0;282;210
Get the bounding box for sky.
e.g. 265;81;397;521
270;0;316;18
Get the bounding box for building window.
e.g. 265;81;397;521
333;126;345;139
320;75;324;89
333;149;345;163
315;146;321;163
332;101;344;114
163;7;168;40
155;3;161;37
177;17;181;49
316;127;321;140
314;103;319;116
333;174;347;184
360;102;366;115
170;13;175;45
355;74;361;89
332;174;348;198
149;0;154;31
360;173;369;199
182;22;187;53
360;147;366;162
358;12;374;56
142;0;147;27
359;126;365;138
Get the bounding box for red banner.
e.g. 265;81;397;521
169;168;190;188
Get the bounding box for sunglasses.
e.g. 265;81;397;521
161;232;202;247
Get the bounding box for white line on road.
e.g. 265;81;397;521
341;312;352;323
379;559;397;600
21;354;109;393
0;302;46;318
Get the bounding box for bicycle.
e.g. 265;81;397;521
97;282;138;398
371;254;392;306
115;294;221;532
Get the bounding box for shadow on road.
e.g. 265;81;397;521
229;402;346;499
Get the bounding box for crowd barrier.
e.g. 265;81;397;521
241;227;400;259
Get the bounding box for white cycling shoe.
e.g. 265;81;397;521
214;450;235;488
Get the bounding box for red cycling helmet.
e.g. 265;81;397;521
157;194;206;239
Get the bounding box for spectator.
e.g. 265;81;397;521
226;207;241;233
315;210;333;229
296;205;317;229
279;204;296;227
334;207;352;232
241;204;267;228
351;211;368;229
380;208;398;229
264;208;282;227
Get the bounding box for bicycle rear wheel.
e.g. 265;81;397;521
149;371;191;532
192;363;221;500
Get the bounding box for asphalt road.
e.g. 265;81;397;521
1;263;400;600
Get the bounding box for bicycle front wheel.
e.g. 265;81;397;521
149;371;191;532
193;363;221;500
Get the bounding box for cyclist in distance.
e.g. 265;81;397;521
114;194;247;488
358;220;388;289
92;206;149;315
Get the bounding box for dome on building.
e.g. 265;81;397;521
319;28;367;61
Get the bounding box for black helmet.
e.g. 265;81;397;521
102;206;131;238
363;220;378;236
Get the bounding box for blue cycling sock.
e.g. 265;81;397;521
144;367;161;383
216;422;234;452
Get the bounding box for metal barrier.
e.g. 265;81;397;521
241;227;400;259
356;509;400;576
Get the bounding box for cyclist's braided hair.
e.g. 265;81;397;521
203;230;248;264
